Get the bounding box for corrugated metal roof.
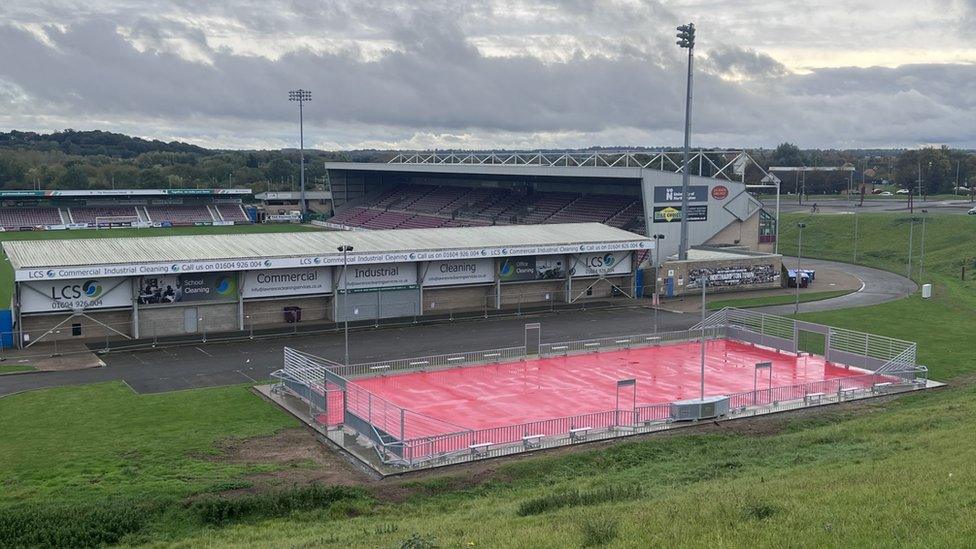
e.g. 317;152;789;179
3;223;649;270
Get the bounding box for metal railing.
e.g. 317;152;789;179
386;149;769;182
271;307;929;470
539;327;724;356
330;346;527;378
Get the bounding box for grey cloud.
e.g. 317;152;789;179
0;3;974;149
703;45;790;79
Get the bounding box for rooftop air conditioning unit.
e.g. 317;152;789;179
669;396;730;421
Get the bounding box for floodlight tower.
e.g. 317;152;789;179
288;89;311;219
676;23;696;260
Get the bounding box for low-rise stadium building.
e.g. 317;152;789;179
2;223;650;347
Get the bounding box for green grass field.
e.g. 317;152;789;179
0;364;34;375
706;289;853;310
0;224;326;306
1;212;975;546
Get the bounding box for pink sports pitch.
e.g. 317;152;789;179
351;339;872;432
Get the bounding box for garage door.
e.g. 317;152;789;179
335;289;420;322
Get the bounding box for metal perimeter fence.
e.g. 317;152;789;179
0;288;640;356
270;308;930;471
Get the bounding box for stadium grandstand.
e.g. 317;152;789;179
0;189;254;230
323;150;779;262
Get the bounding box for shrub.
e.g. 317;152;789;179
517;485;642;516
579;517;619;547
0;500;155;548
190;484;368;525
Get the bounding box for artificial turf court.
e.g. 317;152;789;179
351;339;877;435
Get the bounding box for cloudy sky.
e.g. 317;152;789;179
1;0;975;150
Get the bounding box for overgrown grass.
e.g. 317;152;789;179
0;223;326;306
707;289;853;310
516;485;643;516
190;485;370;525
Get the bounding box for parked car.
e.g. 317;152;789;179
968;207;976;215
879;191;893;196
896;188;911;194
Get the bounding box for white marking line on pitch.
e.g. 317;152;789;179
236;369;257;383
195;347;213;357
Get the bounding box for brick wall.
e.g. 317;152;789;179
658;255;783;297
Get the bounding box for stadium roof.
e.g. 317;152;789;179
5;223;651;281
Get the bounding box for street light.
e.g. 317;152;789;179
699;267;708;400
288;89;311;219
919;209;928;281
337;244;354;365
652;234;665;333
676;22;695;260
794;223;806;315
907;216;915;280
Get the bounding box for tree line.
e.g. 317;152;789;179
0;130;973;196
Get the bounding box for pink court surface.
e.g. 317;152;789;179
352;339;872;432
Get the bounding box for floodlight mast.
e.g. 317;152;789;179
288;89;311;219
676;23;696;260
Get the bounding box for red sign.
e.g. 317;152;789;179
711;185;729;200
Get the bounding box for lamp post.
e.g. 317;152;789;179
853;204;859;264
676;22;696;260
652;234;665;333
337;244;354;365
794;223;806;315
699;270;708;400
919;209;928;281
907;217;915;280
288;89;311;219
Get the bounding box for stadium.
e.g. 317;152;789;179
1;151;785;348
0;152;937;476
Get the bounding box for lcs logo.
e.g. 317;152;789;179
82;280;103;298
50;279;103;300
584;254;616;269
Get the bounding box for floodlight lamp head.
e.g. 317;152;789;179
288;89;311;102
676;23;695;48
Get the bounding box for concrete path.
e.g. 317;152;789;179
0;258;916;398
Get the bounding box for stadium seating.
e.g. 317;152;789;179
146;205;215;226
329;184;646;232
69;206;141;224
215;204;251;223
0;207;64;229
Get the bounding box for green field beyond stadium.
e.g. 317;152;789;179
0;224;327;307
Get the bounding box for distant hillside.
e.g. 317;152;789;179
0;129;209;158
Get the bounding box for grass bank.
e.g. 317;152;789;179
707;289;853;310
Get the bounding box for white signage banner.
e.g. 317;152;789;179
571;252;633;278
422;258;495;287
242;267;332;298
21;277;131;313
15;240;653;281
337;262;418;293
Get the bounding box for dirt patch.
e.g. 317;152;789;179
0;340;105;372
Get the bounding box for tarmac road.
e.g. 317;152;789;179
776;196;975;215
0;258;916;398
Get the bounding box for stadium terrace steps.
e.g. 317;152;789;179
327;183;646;232
0;207;64;229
